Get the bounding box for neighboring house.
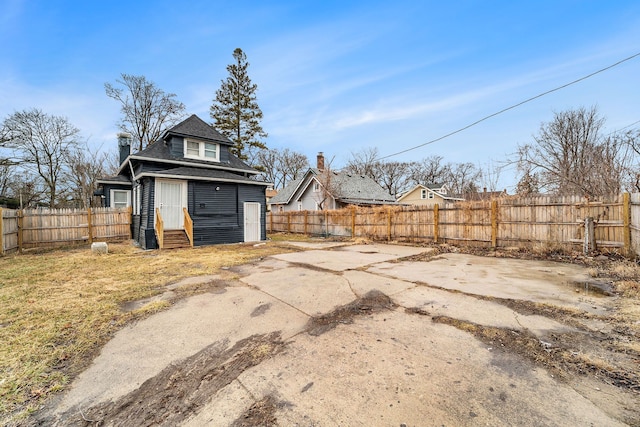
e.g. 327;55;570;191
265;187;278;211
396;183;465;206
95;114;269;249
464;187;509;201
269;153;396;212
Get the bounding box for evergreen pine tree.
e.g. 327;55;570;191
210;48;267;163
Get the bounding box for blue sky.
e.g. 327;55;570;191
1;0;639;190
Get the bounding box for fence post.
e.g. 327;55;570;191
87;208;93;244
387;208;392;241
0;207;3;256
433;204;439;243
491;200;498;248
17;209;23;254
623;192;631;257
351;208;356;237
270;210;273;233
324;210;328;236
127;206;133;239
287;212;291;233
304;210;308;235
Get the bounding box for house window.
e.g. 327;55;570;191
421;189;427;199
298;202;302;211
132;185;142;215
184;138;220;162
313;181;320;192
428;192;435;199
110;189;131;209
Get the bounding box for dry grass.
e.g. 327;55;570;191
0;240;297;424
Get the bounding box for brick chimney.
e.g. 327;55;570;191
117;132;132;165
317;152;325;171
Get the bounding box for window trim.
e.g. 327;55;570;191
110;189;131;209
132;184;141;215
183;138;220;162
420;189;427;199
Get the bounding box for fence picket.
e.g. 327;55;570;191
268;194;638;255
0;207;131;254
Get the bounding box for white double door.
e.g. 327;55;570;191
155;179;187;230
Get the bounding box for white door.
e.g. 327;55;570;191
155;180;187;229
244;202;261;242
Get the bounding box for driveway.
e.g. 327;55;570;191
39;242;636;426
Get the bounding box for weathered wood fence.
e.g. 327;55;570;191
269;193;640;256
1;207;132;254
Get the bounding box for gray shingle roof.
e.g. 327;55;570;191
269;168;395;205
164;114;233;145
328;171;395;202
135;131;255;173
137;166;268;184
268;177;304;204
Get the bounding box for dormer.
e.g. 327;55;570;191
161;114;233;163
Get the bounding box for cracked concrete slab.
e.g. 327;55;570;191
39;243;631;426
272;243;427;271
221;310;622;427
368;253;614;314
241;266;355;316
53;287;308;415
342;270;417;297
394;285;575;337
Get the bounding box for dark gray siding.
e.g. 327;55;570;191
101;184;131;208
168;136;183;158
189;181;241;245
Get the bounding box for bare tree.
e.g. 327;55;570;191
517;106;631;197
408;155;449;186
613;129;640;191
105;74;186;152
376;160;412;197
345;147;383;182
515;166;540;196
480;160;504;192
2;109;79;207
256;148;309;189
65;143;110;208
444;162;481;195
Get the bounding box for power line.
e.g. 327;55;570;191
606;119;640;136
378;51;640;161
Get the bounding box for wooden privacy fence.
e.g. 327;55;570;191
268;193;640;256
0;207;132;254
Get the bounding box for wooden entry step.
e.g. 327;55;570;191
162;229;191;249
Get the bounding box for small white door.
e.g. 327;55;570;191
155;179;187;229
244;202;261;242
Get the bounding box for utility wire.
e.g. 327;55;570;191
378;51;640;161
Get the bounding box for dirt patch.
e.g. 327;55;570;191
41;333;285;426
305;290;397;336
230;395;279;427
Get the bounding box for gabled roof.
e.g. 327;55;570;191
163;114;233;145
269;168;396;206
133;139;255;173
322;170;395;203
268;176;305;205
397;184;464;202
